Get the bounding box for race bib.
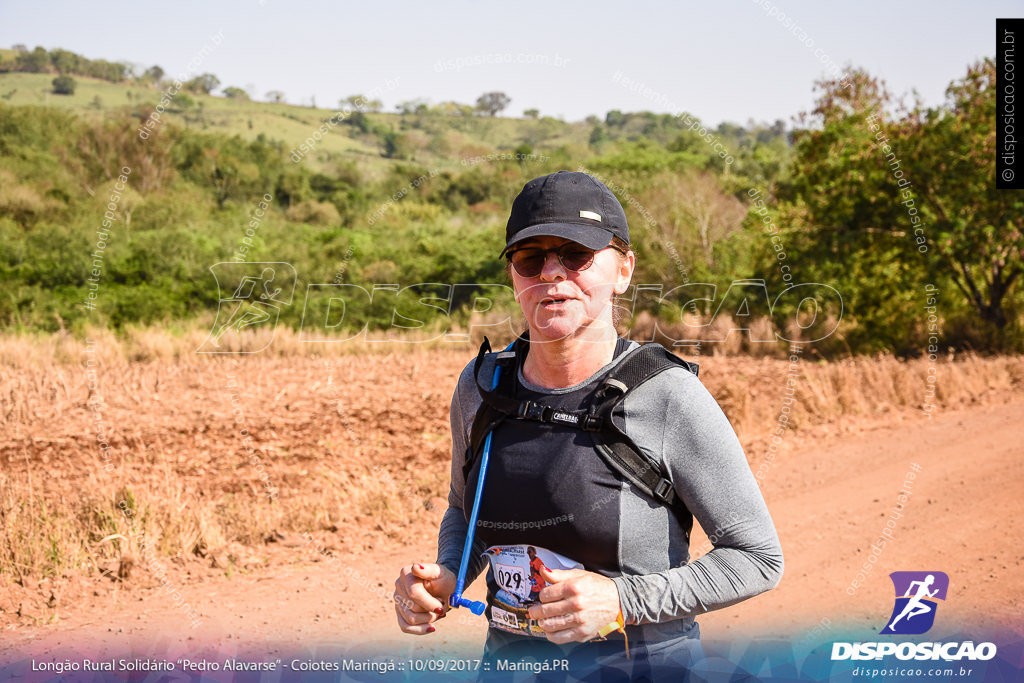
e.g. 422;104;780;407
482;544;582;638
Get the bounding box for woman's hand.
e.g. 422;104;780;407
526;566;623;644
394;563;457;635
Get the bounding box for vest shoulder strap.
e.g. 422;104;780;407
584;342;696;525
463;335;699;525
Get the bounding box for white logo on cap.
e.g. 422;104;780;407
579;210;601;222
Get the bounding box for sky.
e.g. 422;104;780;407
0;1;1014;127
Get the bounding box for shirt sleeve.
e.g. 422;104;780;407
610;367;784;625
435;359;490;584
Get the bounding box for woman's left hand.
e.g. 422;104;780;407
526;566;622;643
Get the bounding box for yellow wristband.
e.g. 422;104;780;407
597;609;629;658
597;608;625;638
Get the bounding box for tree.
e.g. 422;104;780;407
904;59;1023;332
395;98;428;115
475;91;511;117
343;110;371;133
85;59;129;82
381;131;413;159
185;73;220;95
16;46;50;73
174;132;266;209
222;86;250;100
52;75;76;95
606;110;624;127
778;63;1024;350
265;90;285;103
341;94;382;112
523;108;539;119
771;118;787;140
341;94;371;110
771;69;935;352
49;49;79;75
643;172;746;269
144;65;165;85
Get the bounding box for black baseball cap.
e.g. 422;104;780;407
500;171;630;257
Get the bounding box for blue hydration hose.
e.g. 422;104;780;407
448;340;514;615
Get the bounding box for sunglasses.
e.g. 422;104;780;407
506;243;626;278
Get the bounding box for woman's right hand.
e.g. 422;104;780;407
394;562;457;634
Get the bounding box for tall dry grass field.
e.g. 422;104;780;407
2;327;1021;622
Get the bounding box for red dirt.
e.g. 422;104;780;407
2;375;1021;660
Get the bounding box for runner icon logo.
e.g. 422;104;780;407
197;262;296;354
880;571;949;635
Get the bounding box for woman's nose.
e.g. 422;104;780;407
539;252;566;281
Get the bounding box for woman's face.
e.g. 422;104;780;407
508;235;635;343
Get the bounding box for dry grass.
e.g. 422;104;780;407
2;325;1022;602
0;322;475;370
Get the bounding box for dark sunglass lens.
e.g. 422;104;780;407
561;247;595;271
511;251;545;276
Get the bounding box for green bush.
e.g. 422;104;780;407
169;93;195;111
52;75;76;95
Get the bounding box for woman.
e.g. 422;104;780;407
394;171;783;680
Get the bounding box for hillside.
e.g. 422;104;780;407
0;70;591;175
0;45;1020;354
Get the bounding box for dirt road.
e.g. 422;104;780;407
3;395;1021;663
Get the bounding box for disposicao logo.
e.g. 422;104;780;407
880;571;949;635
831;570;997;662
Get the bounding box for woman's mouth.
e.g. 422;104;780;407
540;297;572;308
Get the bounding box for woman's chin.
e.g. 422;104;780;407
528;315;584;341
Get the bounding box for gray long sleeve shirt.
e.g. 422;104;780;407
436;341;783;643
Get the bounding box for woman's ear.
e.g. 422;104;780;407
614;250;635;295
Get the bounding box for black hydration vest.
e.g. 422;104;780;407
466;332;700;533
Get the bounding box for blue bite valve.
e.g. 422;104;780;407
448;339;514;616
451;595;486;615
